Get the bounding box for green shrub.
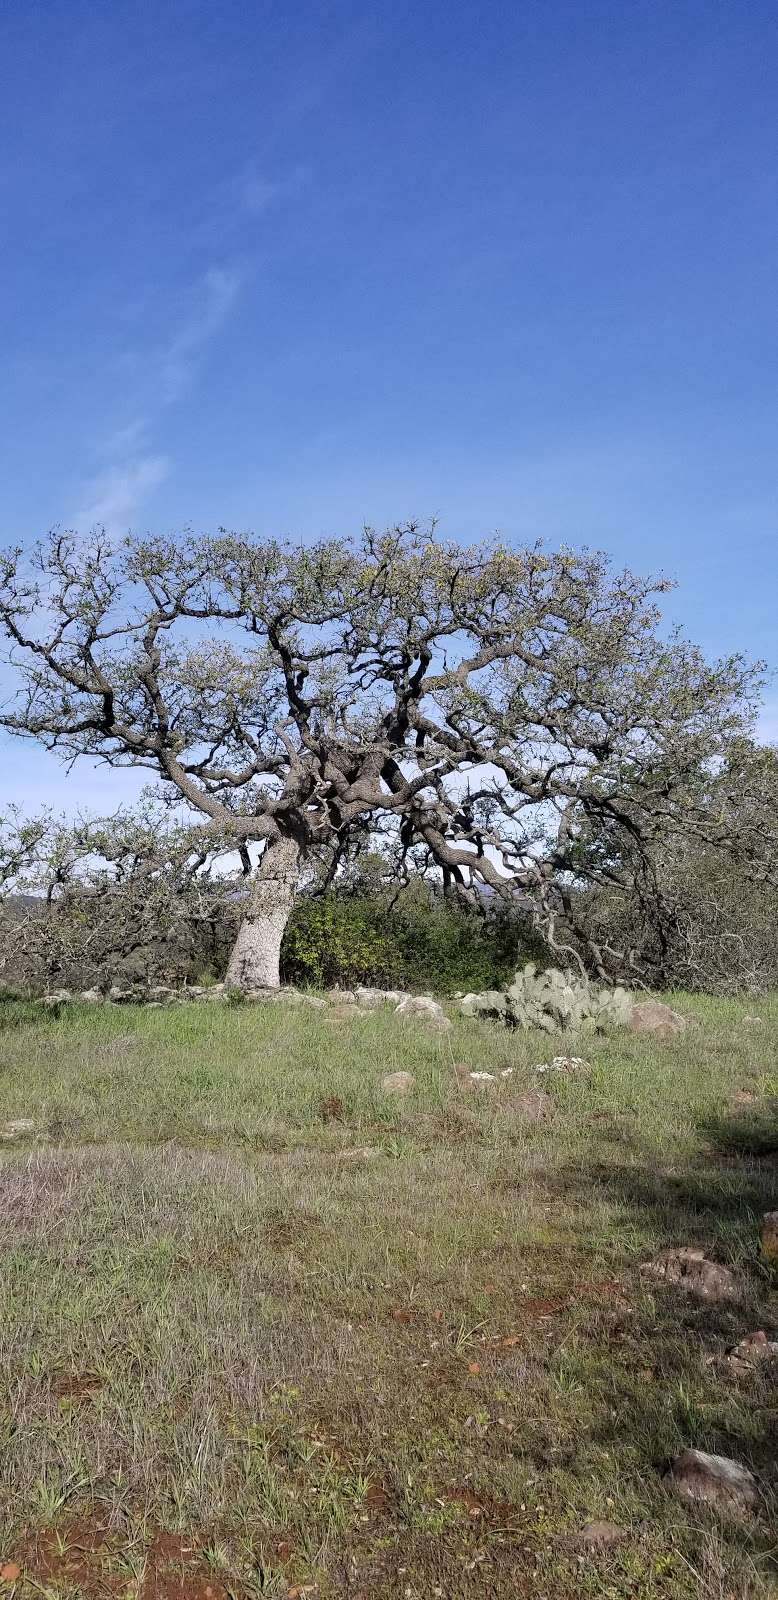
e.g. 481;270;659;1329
282;897;400;989
281;890;544;993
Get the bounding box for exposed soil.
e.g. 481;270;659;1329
9;1520;230;1600
50;1370;106;1401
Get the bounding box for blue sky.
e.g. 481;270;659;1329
1;0;777;811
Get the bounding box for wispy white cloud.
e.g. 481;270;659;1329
76;454;171;531
159;264;246;403
76;262;246;530
242;175;280;215
102;416;151;456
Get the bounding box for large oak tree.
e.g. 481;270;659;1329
0;524;761;988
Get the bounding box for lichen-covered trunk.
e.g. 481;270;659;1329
225;837;300;992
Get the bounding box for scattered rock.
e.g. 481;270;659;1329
559;1519;627;1552
665;1449;758;1515
395;995;446;1022
394;994;453;1033
628;1000;687;1040
41;990;72;1007
79;987;104;1003
381;1071;415;1096
325;989;358;1004
534;1055;591;1076
503;1090;555;1122
643;1247;739;1303
355;987;409;1007
760;1211;778;1261
0;1119;36;1140
727;1330;778;1377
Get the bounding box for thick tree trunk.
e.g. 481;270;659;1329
225;836;300;992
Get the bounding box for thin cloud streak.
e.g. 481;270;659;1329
75;261;247;531
159;264;246;403
75;454;171;531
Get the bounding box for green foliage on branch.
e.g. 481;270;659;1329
281;892;542;994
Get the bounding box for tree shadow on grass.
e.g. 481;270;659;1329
524;1104;778;1504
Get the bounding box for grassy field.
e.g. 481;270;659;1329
0;991;775;1598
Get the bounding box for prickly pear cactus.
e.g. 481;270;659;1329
460;963;633;1034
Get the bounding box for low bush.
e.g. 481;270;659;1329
281;889;544;993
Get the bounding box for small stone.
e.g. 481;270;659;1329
355;987;409;1008
628;1000;687;1040
665;1449;758;1515
79;987;104;1002
742;1014;764;1025
381;1071;415;1097
643;1247;739;1303
394;995;447;1023
534;1055;591;1076
41;990;72;1007
760;1211;778;1260
559;1519;627;1551
0;1119;36;1140
727;1330;778;1377
337;1146;383;1162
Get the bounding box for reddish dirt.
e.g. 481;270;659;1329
363;1477;396;1516
50;1370;106;1401
147;1530;199;1563
319;1094;345;1122
9;1521;231;1600
141;1573;227;1600
10;1518;122;1596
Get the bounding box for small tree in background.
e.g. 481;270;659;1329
575;739;778;992
0;801;240;992
0;523;764;989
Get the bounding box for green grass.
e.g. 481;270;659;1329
0;990;775;1597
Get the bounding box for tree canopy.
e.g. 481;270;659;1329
0;523;764;985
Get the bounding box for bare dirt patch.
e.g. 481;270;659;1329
50;1370;106;1402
